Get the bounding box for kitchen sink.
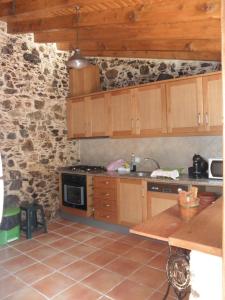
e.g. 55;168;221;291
129;171;152;177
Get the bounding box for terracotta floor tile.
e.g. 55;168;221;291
43;252;77;269
64;243;97;258
60;260;99;281
129;265;166;290
48;222;65;231
12;239;42;252
108;279;153;300
82;269;124;294
70;223;89;229
33;272;75;298
4;286;46;300
148;253;168;270
103;241;131;255
2;254;36;273
85;226;106;234
0;275;26;298
149;290;175;300
105;257;141;277
49;237;77;250
118;234;145;246
53;283;101;300
85;249;116;267
55;219;74;226
27;245;59;260
15;262;53;284
138;239;168;253
56;226;78;236
123;247;156;264
85;236;113;248
102;231;125;240
69;231;96;242
34;232;61;244
0;266;9;278
0;247;21;262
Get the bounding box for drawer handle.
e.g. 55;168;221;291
105;193;110;196
106;215;110;219
105;181;109;185
105;204;110;207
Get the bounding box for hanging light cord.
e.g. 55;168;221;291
75;5;80;50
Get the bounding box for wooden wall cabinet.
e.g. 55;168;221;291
166;72;222;135
118;178;147;226
67;94;110;138
67;71;222;139
93;176;118;223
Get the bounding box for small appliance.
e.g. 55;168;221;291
208;158;223;179
188;154;208;179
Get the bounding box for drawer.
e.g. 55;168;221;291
94;198;117;212
94;189;116;201
94;176;117;189
94;209;117;223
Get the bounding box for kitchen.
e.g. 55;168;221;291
0;1;224;300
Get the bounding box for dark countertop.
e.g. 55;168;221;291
58;168;223;187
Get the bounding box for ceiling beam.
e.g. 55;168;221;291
7;0;221;34
56;39;221;53
1;0;220;22
0;0;140;20
57;49;221;61
34;19;221;43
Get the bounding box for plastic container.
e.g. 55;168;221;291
0;207;20;245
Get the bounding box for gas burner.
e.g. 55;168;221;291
68;165;106;173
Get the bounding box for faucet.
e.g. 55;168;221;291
144;157;160;170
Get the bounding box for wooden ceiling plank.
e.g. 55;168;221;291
33;19;221;43
7;0;221;35
1;0;220;22
57;49;221;61
56;39;221;53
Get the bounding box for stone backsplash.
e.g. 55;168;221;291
0;21;79;219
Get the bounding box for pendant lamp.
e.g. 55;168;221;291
66;6;90;69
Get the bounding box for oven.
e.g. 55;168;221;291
62;173;87;210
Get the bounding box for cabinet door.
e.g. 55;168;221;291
89;94;110;137
118;179;146;226
67;98;87;138
202;73;222;134
135;84;167;136
166;77;203;135
110;90;135;137
147;192;177;218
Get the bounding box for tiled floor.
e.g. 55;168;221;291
0;218;182;300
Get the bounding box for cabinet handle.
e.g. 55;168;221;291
197;113;201;125
105;204;111;207
205;112;209;125
105;193;110;196
105;181;109;185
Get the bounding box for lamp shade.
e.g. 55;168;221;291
66;49;90;69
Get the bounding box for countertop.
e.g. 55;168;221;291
130;198;222;257
58;168;223;187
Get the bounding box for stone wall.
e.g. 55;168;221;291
0;21;79;219
90;57;220;90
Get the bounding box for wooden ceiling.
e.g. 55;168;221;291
0;0;222;61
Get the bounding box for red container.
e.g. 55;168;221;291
198;192;216;208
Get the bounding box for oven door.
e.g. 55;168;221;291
63;184;86;210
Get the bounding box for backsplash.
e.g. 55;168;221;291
0;21;79;219
80;136;222;173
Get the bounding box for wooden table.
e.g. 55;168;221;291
130;198;222;256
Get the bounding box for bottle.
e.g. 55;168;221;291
130;153;136;172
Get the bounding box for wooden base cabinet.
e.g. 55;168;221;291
93;176;118;223
118;179;147;226
147;191;177;219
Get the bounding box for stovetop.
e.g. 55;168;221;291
66;165;106;173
